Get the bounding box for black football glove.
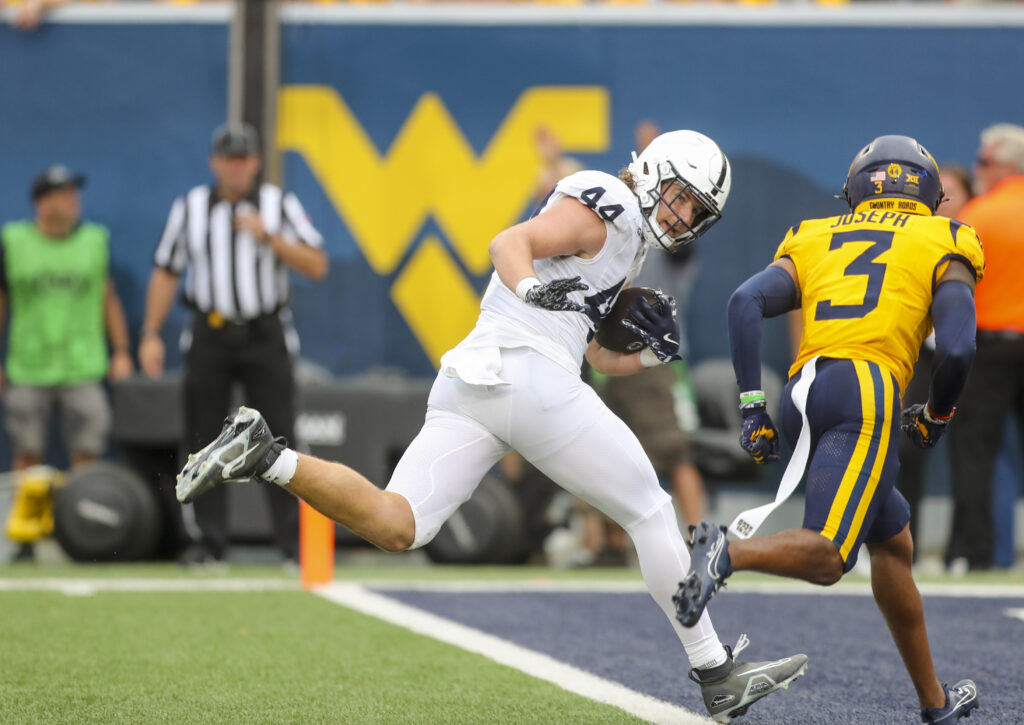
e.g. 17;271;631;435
739;400;780;464
523;276;590;313
620;291;682;364
901;403;953;449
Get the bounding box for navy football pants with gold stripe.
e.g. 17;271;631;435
780;357;911;572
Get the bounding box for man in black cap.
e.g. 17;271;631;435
139;122;327;569
1;165;134;559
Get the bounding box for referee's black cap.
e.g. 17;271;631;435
31;164;86;201
211;122;260;158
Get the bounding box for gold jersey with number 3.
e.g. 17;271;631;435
775;198;985;393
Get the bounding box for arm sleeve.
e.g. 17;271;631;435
727;264;800;392
928;279;976;416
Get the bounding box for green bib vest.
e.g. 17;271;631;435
1;221;110;385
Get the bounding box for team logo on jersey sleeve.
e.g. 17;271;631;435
583;278;626;330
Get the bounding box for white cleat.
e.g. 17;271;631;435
176;406;275;504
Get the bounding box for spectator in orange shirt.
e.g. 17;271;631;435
945;123;1024;572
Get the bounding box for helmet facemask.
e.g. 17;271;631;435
640;165;721;253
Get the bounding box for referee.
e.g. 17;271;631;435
138;122;327;567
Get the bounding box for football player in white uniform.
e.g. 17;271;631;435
175;131;807;723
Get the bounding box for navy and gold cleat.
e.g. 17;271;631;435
921;679;978;723
673;520;733;627
176;406;279;504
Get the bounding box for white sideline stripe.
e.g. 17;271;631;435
0;578;300;595
0;576;1020;599
1005;608;1024;623
315;583;711;725
363;579;649;593
351;577;1024;599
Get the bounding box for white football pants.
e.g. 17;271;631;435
386;347;723;665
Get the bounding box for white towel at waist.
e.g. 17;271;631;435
439;346;509;386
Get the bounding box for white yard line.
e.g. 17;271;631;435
0;578;299;595
1;575;1020;598
350;577;1024;599
361;578;650;593
315;582;712;725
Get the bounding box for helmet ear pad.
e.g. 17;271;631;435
844;134;944;212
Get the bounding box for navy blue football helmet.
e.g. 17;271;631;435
843;135;944;213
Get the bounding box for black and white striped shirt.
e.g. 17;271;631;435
154;183;323;320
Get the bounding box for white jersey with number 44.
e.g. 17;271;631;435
448;170;647;376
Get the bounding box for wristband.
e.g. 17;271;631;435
639;348;662;368
925;403;955;422
739;389;766;409
515;276;541;302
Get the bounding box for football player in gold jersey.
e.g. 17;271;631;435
674;135;983;723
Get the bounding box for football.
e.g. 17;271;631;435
594;286;663;353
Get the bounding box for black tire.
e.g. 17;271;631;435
52;462;162;562
424;476;525;565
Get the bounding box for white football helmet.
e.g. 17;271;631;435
626;130;731;252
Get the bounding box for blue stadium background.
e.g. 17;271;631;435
1;10;1023;485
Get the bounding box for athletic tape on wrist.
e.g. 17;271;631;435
515;276;541;302
639;348;662;367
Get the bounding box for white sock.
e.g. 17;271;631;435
260;447;298;486
684;630;729;671
626;500;729;671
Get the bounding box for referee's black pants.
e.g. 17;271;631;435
184;312;298;561
946;332;1024;570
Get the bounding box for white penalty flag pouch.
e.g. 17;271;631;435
729;356;819;540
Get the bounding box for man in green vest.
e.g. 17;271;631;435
1;165;133;559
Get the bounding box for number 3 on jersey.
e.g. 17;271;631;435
815;230;893;320
580;187;625;223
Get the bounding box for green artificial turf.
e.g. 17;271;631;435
2;559;1021;724
0;589;647;725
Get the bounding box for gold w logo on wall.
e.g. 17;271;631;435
277;85;609;365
